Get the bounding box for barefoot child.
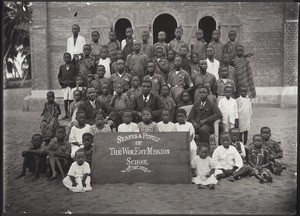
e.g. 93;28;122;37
58;52;77;119
17;134;47;180
144;60;165;95
218;86;238;132
118;110;140;132
82;133;94;167
157;108;176;132
46;126;71;179
40;91;61;145
175;109;197;162
208;30;224;62
248;135;273;183
260;127;286;175
63;149;92;192
138;108;159;132
191;143;218;189
89;110;111;135
154;31;168;56
213;132;249;181
69;110;92;158
236;86;252;144
160;85;176;121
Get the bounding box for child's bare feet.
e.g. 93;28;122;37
227;176;235;182
50;174;58;180
208;184;215;190
16;173;25;179
197;184;206;189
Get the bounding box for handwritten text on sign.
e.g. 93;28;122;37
92;132;190;184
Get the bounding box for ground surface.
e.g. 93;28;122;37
3;88;297;215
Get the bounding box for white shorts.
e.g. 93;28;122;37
62;86;72;100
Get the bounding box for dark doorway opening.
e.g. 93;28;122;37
114;18;132;43
198;16;216;44
153;14;177;44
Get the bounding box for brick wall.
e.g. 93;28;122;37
31;2;291;89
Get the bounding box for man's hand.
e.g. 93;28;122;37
199;119;207;126
193;122;200;129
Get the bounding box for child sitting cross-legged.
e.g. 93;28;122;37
213;132;250;182
157;108;177;132
260;127;286;175
82;132;94;167
138;108;159;132
17;134;47;180
118;110;140;132
247;135;273;183
191;143;218;190
89;110;111;135
46;126;71;180
63;149;92;193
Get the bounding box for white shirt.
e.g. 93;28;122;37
232;141;246;158
218;97;238;124
118;122;140;132
143;94;150;102
69;124;92;145
212;145;243;170
206;58;220;80
67;161;91;178
67;35;86;59
175;121;195;139
157;121;177;132
99;58;111;78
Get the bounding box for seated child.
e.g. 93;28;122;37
216;67;235;99
138;108;159;132
96;83;112;106
63;149;92;193
126;76;142;107
160;84;176;121
118;110;140;132
89;110;111;135
218;86;238;132
212;132;250;181
69;110;92;158
70;75;87;101
157;108;177;132
260;127;286;175
69;89;82;122
46;126;71;179
191;143;218;190
177;90;193;108
109;83;131;128
229;128;246;160
40;91;61;145
175;109;197;162
236;86;252;145
247;135;273;183
17;134;47;180
82;133;93;167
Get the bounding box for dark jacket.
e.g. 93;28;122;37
58;64;77;88
188;98;222;128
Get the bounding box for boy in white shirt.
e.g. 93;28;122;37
218;86;238;132
206;46;220;80
118;110;139;132
67;24;86;60
157;109;176;132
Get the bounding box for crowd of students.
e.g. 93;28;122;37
17;24;285;192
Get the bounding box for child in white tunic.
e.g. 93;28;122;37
98;48;111;78
157;109;177;132
175;109;197;162
118;110;140;132
63;149;92;192
191;143;218;189
236;85;252;144
218;86;238;132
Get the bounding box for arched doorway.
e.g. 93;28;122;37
198;16;216;44
153;14;177;44
114;18;132;43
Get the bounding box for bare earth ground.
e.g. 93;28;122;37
3;89;297;215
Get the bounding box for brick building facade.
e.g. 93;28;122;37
25;2;298;109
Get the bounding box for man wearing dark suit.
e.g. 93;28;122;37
188;86;222;143
132;80;166;122
78;87;113;125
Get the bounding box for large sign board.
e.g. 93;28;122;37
92;132;191;184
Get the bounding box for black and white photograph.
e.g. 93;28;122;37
3;1;298;215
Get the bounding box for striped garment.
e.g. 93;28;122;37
233;56;256;99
